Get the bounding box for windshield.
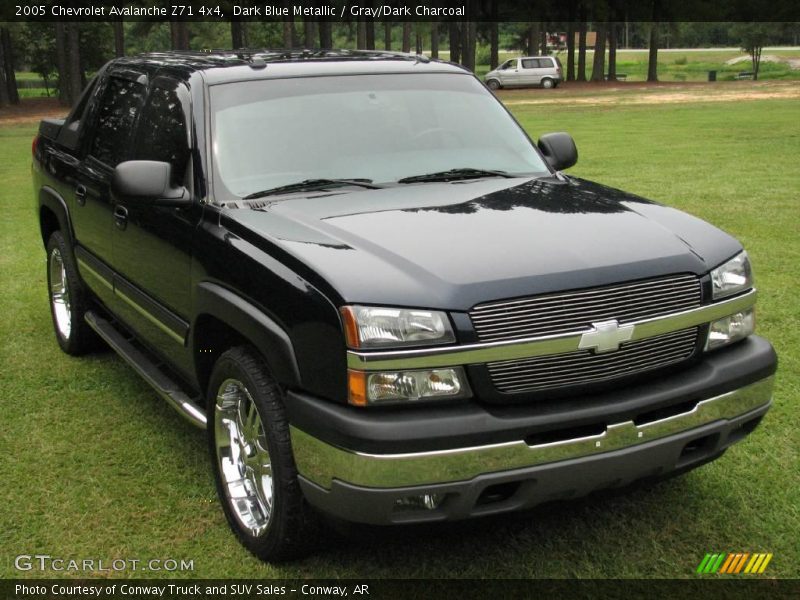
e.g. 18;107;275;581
210;73;549;199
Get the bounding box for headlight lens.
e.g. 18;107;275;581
348;368;470;406
710;251;753;300
705;307;755;351
341;305;455;348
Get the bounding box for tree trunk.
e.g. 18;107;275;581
415;29;422;54
402;22;411;53
384;22;391;50
753;46;762;80
540;25;548;55
113;21;125;57
590;23;606;81
489;19;500;70
365;20;375;50
607;23;617;80
357;21;366;49
647;22;659;82
577;23;587;81
55;23;69;104
528;23;538;56
170;22;189;50
0;30;10;106
66;23;82;105
319;21;332;50
463;21;476;71
0;27;19;104
303;20;317;49
431;21;439;59
231;21;244;49
283;19;294;49
566;22;575;80
449;22;460;64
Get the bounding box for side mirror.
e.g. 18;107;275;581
111;160;191;207
537;132;578;171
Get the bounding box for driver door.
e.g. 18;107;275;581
110;77;199;377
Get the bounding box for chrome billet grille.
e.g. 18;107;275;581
470;274;701;342
487;327;699;393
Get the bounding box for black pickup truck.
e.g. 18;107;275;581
32;50;777;561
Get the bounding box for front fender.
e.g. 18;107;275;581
193;282;302;388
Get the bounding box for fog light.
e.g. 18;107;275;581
348;367;471;405
705;307;755;351
394;493;444;511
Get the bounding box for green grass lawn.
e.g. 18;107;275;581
1;94;798;579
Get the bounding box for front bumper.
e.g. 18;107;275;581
289;337;776;525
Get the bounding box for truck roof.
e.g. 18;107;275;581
108;49;470;85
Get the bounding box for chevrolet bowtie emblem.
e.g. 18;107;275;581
578;319;635;353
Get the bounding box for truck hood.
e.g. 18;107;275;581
223;177;742;310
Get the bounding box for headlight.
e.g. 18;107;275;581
348;367;471;406
710;251;753;300
340;305;455;348
705;307;755;351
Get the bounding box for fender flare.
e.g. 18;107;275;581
38;186;74;246
193;282;302;388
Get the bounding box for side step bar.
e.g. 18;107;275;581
85;311;207;429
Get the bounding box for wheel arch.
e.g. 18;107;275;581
193;282;302;397
38;187;74;248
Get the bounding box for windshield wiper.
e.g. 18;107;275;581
242;178;380;200
397;168;514;184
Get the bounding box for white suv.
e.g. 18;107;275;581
484;56;563;90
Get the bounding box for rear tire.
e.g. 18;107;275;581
46;231;98;355
541;78;555;89
207;346;318;561
486;79;501;91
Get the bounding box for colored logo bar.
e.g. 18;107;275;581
696;552;773;574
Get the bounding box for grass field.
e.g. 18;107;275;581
1;87;798;579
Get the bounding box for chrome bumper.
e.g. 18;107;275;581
291;375;773;489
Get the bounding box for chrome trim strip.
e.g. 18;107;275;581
76;257;113;291
291;376;773;489
346;289;757;371
116;289;186;346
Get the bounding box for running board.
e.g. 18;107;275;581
85;311;207;429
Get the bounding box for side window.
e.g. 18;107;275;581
133;84;190;186
500;59;515;70
521;59;535;69
89;76;146;167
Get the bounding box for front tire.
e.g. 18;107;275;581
486;79;501;91
46;231;98;355
207;346;316;561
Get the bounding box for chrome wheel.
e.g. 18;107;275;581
542;78;555;89
49;247;71;340
214;378;274;537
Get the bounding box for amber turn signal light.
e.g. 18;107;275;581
347;370;367;407
340;306;360;349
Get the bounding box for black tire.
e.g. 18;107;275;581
541;78;555;89
207;346;318;561
486;79;501;90
45;231;99;355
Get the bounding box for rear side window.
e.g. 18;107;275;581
89;76;146;167
133;83;190;186
521;59;535;69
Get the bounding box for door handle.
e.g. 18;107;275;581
75;184;87;206
114;205;128;231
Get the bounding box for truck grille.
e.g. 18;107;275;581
470;274;702;394
487;327;699;393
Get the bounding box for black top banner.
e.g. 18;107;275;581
2;0;800;22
